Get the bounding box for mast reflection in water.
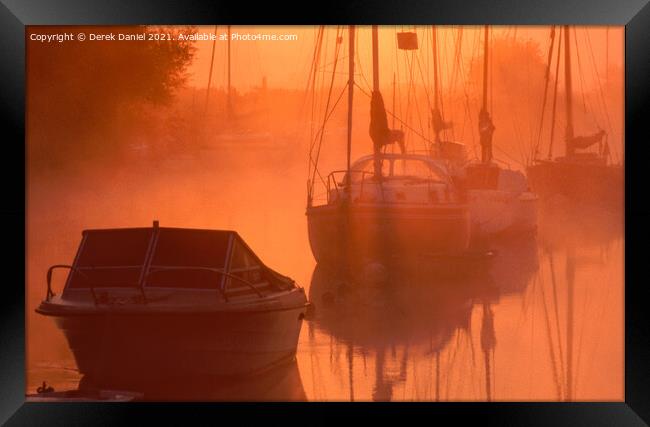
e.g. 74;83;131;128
299;207;622;401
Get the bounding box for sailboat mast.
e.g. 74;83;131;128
432;26;439;110
204;25;218;114
371;25;384;178
227;25;232;118
346;26;355;187
564;25;574;155
392;72;396;128
372;26;379;91
482;25;489;112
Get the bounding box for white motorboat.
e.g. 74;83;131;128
36;222;308;387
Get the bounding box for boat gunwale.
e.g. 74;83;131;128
35;298;310;317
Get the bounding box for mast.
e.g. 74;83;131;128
227;25;232;119
346;26;355;190
432;25;441;144
371;25;381;178
432;26;439;111
478;25;494;164
564;25;574;156
204;25;218;114
372;26;379;91
482;25;489;112
392;72;396;128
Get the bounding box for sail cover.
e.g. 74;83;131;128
569;130;606;150
369;91;404;152
431;108;452;135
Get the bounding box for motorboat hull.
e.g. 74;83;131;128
306;202;471;266
41;305;306;387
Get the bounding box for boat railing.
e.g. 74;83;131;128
46;264;265;306
144;266;264;302
327;170;382;204
46;264;99;305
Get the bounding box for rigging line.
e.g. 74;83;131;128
548;250;567;392
539;269;565;399
308;84;349;188
489;27;494;117
306;27;325;177
415;50;432;115
491;35;530;166
533;27;556;162
307;33;327;168
394;27;403;130
304;27;324;114
584;29;618;163
354;27;373;94
449;27;464;141
573;271;591;399
493;144;525;169
441;29;453;142
547;30;563;159
404;52;416;149
411;56;428;150
203;25;218;115
457;28;478;156
318;28;332;111
584;28;614;133
440;29;453;141
310;26;344;190
573;29;592;120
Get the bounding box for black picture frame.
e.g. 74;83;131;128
2;0;649;424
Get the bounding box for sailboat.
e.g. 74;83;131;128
439;26;538;241
527;26;623;209
306;26;471;267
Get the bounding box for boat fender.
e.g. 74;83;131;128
37;381;54;394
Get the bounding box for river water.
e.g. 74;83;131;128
26;146;623;401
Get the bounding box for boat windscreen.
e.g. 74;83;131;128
145;229;231;289
350;158;390;183
151;229;230;268
392;159;446;181
69;228;152;288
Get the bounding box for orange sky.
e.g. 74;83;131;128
187;26;624;91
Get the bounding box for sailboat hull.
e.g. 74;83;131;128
306;203;471;266
468;190;538;239
527;160;623;209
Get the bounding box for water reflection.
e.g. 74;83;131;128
27;153;623;401
307;234;539;401
30;360;306;402
536;200;623;401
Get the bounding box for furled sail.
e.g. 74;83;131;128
431;107;453;136
568;130;606;150
369;90;404;152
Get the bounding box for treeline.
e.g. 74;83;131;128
27;26;196;171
